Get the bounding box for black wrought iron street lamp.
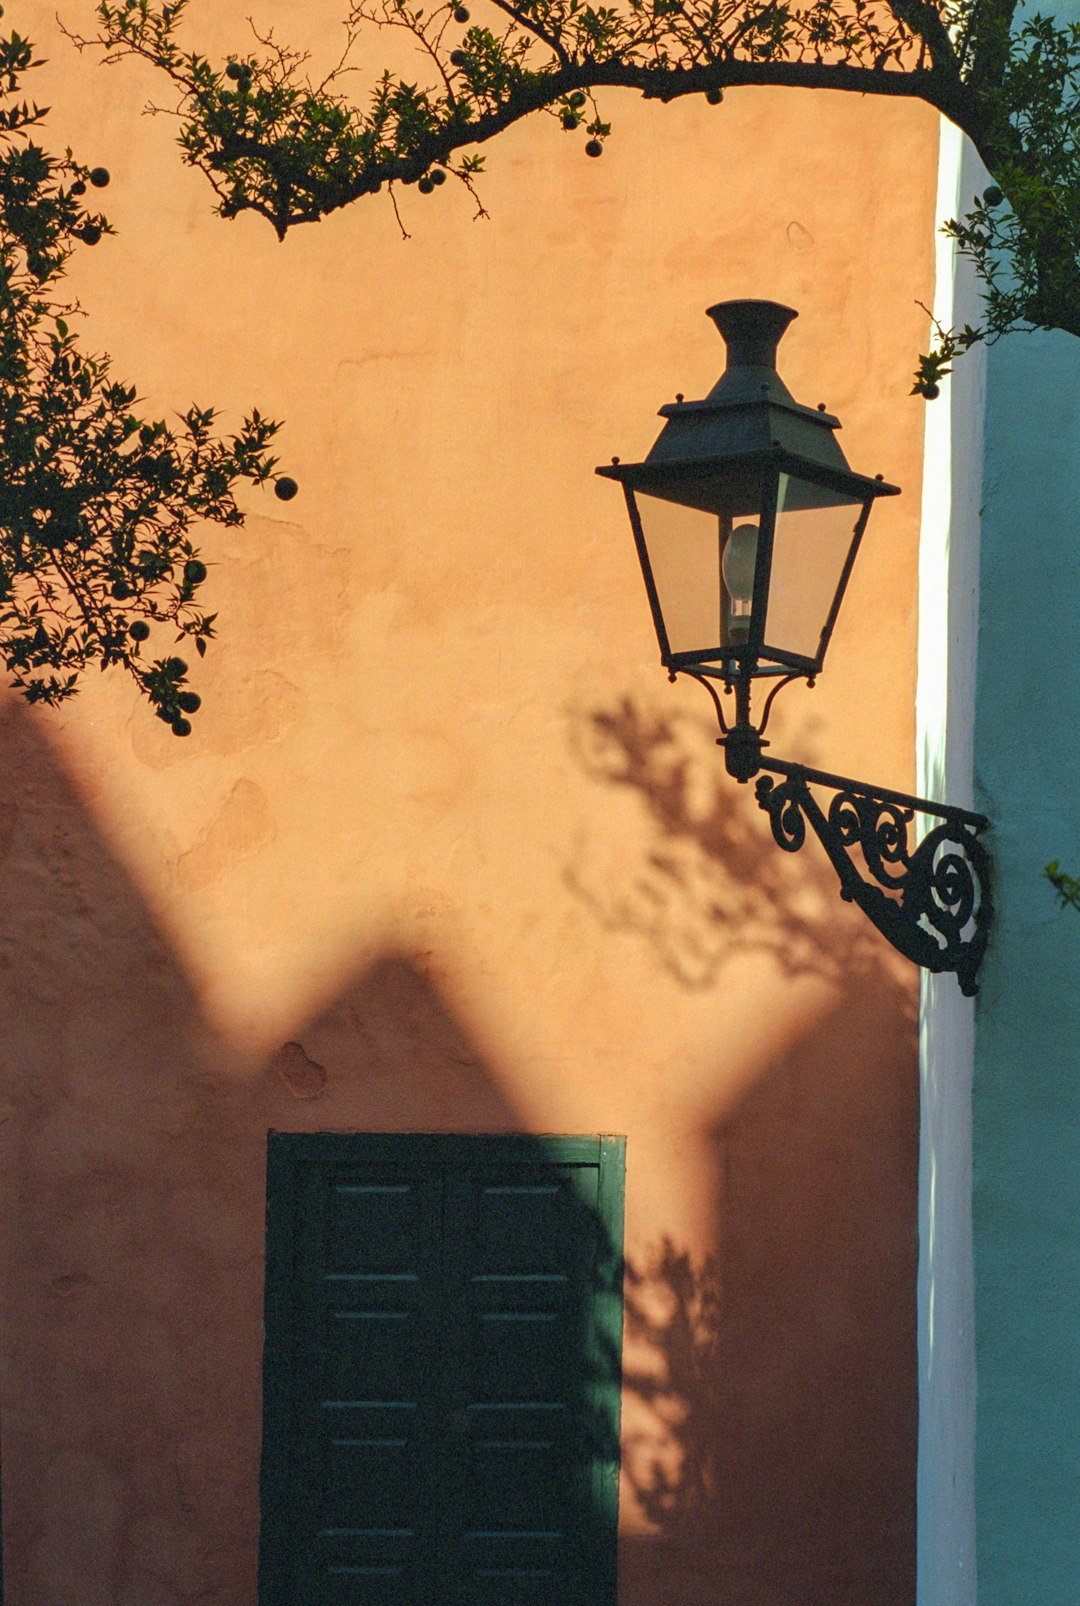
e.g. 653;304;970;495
598;299;991;994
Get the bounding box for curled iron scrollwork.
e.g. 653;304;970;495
755;761;991;995
756;772;806;852
904;823;988;982
828;791;912;888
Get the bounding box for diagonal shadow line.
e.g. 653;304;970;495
0;700;540;1600
0;696;916;1605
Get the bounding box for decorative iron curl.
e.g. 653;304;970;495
755;760;991;994
756;773;806;853
828;791;912;888
904;823;988;977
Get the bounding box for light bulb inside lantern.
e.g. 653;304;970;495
722;522;759;641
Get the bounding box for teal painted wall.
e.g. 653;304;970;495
974;311;1080;1598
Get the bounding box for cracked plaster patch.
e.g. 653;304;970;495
271;1041;327;1099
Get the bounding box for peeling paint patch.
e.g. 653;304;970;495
271;1041;327;1100
175;778;272;892
191;666;303;758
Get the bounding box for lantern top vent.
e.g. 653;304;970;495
629;296;855;476
596;297;899;502
703;299;800;406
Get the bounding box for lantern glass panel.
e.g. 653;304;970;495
635;467;767;658
763;473;866;663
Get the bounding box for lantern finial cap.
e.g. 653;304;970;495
705;300;798;372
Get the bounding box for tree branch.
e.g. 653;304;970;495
80;0;1080;389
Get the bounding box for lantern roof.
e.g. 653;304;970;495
597;299;899;498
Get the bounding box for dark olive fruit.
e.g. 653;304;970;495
89;167;110;188
111;580;132;600
129;620;150;641
569;91;587;108
165;657;188;676
450;49;467;65
70;180;86;197
923;383;941;400
80;224;102;246
225;61;244;80
431;168;447;185
178;691;202;714
706;87;723;104
454;4;470;18
418;176;435;194
561;110;578;130
983;185;1003;207
184;558;208;584
156;707;173;723
274;476;299;501
171;718;193;737
585;139;603;158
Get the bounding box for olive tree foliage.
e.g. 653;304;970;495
0;24;295;733
79;0;1080;395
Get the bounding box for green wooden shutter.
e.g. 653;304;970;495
259;1134;625;1606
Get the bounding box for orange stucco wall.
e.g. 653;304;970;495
9;6;937;1600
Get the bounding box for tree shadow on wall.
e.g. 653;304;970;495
617;975;918;1606
565;693;905;991
564;694;919;1605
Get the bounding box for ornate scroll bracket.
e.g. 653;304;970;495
754;757;992;995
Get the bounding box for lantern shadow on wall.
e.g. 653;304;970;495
597;301;991;996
